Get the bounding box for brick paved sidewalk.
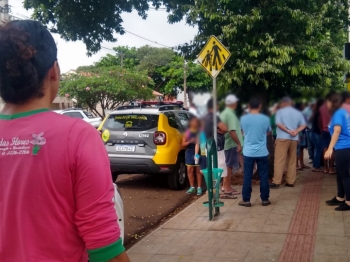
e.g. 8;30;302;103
127;170;350;262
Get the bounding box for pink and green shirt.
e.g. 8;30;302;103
0;109;124;262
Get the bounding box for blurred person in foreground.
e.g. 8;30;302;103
295;102;309;170
342;91;350;105
239;98;271;207
303;99;316;164
270;103;280;140
220;94;243;197
324;93;350;211
319;91;336;174
200;98;228;196
0;20;129;262
310;99;325;172
182;116;203;195
270;97;307;188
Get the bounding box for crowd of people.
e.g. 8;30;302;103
183;91;350;212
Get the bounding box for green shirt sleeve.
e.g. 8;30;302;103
88;238;125;262
222;109;237;131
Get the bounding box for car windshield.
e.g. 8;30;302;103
104;114;159;131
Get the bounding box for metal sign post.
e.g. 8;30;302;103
213;78;218;143
196;35;231;221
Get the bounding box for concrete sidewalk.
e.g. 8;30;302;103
127;170;350;262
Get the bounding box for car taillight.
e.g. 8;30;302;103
154;131;166;145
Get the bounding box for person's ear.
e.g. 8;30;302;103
49;61;60;82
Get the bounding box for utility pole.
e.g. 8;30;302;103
120;53;124;68
183;59;187;108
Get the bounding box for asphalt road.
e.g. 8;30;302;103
116;174;198;249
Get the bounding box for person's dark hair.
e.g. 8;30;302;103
328;92;343;115
325;90;337;101
248;97;261;109
207;98;213;109
315;98;325;112
310;98;325;122
0;20;57;104
341;91;350;103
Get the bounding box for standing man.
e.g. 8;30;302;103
220;94;243;196
303;99;316;164
320;91;336;174
239;98;271;207
270;97;307;188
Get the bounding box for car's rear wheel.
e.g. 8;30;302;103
112;172;119;182
168;156;186;190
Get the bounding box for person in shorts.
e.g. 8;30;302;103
182;116;203;195
220;94;243;197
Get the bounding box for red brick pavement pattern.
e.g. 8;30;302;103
279;173;324;262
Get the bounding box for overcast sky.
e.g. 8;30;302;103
10;1;198;73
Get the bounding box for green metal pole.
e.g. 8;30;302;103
206;140;213;221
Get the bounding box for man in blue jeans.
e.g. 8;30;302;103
239;97;272;207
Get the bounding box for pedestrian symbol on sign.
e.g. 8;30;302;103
197;36;231;78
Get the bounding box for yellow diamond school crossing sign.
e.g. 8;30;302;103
197;36;231;78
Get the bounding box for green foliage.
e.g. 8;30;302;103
86;45;210;97
167;0;350;102
159;56;211;96
59;66;154;117
22;0;193;54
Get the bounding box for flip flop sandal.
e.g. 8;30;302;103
221;188;238;193
323;170;329;174
312;169;323;172
220;193;237;199
224;190;240;195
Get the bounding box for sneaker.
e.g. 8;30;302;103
326;197;345;206
238;200;251;207
186;187;197;194
335;203;350;211
262;200;271;206
269;183;280;189
197;187;203;196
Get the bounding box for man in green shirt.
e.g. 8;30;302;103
220;94;243;197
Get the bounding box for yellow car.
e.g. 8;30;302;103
98;106;193;189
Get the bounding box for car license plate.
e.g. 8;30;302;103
116;145;135;152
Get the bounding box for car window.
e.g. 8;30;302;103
83;111;95;119
164;112;183;131
177;113;190;128
63;112;83;119
104;114;159;131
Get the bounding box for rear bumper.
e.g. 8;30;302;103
109;156;175;174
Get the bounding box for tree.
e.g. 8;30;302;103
87;45;211;97
158;55;211;97
23;0;185;54
59;66;154;118
168;0;350;103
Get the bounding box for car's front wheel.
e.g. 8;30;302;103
168;156;186;190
